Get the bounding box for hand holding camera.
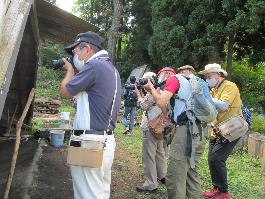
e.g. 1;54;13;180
62;58;74;71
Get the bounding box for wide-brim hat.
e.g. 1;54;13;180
157;67;176;76
177;65;195;72
65;31;103;54
199;63;227;77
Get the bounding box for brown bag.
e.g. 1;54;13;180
148;113;173;140
216;115;249;142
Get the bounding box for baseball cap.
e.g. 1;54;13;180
65;31;103;54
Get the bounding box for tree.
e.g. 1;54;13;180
107;0;123;63
149;0;265;75
73;0;113;40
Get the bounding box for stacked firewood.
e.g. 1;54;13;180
33;98;61;114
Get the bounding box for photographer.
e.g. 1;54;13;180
123;76;138;135
144;69;204;199
199;64;242;199
135;72;167;193
60;31;121;199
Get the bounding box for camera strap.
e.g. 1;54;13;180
107;68;118;132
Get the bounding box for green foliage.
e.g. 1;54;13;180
35;66;64;100
149;0;265;70
252;115;265;135
73;0;113;40
32;119;44;133
39;41;66;68
200;144;265;199
231;61;265;112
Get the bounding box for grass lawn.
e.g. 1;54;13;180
115;123;265;199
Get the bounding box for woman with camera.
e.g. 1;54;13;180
134;72;167;193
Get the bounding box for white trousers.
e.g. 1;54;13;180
70;134;116;199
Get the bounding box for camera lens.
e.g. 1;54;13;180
139;78;148;86
52;59;65;69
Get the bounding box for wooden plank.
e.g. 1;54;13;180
0;0;33;120
0;0;11;45
30;0;41;46
36;0;98;43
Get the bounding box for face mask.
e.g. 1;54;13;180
73;54;85;71
158;73;167;83
206;78;217;88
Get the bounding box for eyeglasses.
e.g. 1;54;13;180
72;45;89;54
72;46;80;54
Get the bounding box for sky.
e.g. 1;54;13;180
56;0;75;13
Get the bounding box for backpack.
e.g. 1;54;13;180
172;74;217;123
124;86;138;107
170;75;217;169
242;105;252;126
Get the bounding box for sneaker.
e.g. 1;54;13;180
158;177;166;184
202;187;220;198
123;128;129;134
212;192;230;199
127;131;132;136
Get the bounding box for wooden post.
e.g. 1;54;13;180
3;88;35;199
262;146;265;171
248;133;265;158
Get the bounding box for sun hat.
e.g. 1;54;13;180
177;65;195;72
199;63;227;77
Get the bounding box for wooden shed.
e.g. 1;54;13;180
0;0;98;135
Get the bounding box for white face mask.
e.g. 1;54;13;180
73;54;85;71
206;78;218;88
158;73;167;83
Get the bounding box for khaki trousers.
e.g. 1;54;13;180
166;124;205;199
141;129;167;190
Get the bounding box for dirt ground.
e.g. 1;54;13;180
0;136;143;199
0;138;38;198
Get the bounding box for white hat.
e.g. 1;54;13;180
199;63;227;77
142;72;156;79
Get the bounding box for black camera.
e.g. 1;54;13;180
52;56;75;70
125;83;137;90
139;76;160;88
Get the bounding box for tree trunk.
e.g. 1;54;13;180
107;0;123;64
116;35;122;61
208;43;221;64
226;35;235;80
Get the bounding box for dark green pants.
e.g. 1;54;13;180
166;124;205;199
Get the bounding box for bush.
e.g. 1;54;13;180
231;61;265;113
252;115;265;135
35;66;64;99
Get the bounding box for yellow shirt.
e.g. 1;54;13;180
211;80;242;136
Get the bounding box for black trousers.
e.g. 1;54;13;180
208;137;239;193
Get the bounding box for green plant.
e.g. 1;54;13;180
231;61;265;112
115;124;265;198
251;115;265;135
32;119;44;133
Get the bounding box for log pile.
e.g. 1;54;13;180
33;99;61;114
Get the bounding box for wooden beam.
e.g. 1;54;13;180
30;0;41;47
0;0;33;120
